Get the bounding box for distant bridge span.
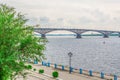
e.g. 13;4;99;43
34;28;120;38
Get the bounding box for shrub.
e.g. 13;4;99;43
39;69;44;74
52;71;59;78
33;68;36;71
27;65;32;70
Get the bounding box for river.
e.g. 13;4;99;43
44;36;120;75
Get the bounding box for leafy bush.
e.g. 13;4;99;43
33;68;36;71
52;71;59;78
39;69;44;74
27;65;32;70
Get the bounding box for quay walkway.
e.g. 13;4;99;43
17;62;119;80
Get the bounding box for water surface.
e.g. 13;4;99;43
44;36;120;75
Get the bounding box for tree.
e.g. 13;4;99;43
0;4;45;80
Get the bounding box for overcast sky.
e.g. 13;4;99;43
1;0;120;31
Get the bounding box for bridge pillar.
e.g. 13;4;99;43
119;33;120;37
76;34;81;38
41;34;46;38
103;34;109;38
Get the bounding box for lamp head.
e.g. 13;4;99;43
68;52;73;57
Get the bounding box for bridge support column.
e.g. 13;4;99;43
41;34;46;38
103;34;109;38
119;33;120;37
76;34;81;38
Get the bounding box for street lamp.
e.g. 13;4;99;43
68;52;73;74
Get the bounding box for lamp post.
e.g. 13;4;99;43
68;52;73;74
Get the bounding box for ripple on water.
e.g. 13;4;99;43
44;36;120;75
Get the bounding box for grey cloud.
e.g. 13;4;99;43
40;17;49;24
113;17;120;25
92;9;110;19
67;17;94;27
68;20;79;25
57;18;64;22
89;9;111;25
115;10;120;15
72;0;120;4
48;18;65;27
2;0;120;30
102;0;120;3
79;16;94;25
26;17;39;25
113;17;120;21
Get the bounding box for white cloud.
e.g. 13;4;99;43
0;0;120;31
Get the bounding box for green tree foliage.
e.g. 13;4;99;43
39;69;44;74
26;65;32;70
52;71;59;78
0;4;45;80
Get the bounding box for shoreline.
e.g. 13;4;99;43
43;61;119;76
17;62;120;80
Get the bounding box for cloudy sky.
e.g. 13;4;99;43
1;0;120;31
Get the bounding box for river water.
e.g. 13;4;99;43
44;36;120;75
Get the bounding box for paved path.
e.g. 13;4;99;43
32;64;117;80
17;63;119;80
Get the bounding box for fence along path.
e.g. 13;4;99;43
31;62;118;80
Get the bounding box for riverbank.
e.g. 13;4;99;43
16;62;119;80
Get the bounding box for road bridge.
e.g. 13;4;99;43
34;28;120;38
